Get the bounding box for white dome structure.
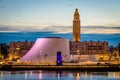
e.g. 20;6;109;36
21;37;70;64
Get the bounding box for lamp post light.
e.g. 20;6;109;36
0;53;4;60
77;50;80;62
16;47;20;54
13;47;20;62
39;50;42;64
8;53;13;61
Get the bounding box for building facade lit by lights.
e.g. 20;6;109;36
9;40;34;59
70;9;109;61
70;41;108;55
118;43;120;55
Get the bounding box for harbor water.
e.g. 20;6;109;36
0;70;120;80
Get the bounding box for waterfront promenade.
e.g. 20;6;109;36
0;64;120;71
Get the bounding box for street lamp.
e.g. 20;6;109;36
77;50;80;62
16;48;20;54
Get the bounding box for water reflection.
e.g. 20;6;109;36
76;72;80;80
0;70;120;80
108;72;120;78
30;71;33;76
25;71;27;79
38;70;42;79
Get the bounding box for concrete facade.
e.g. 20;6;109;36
21;38;70;64
70;41;109;55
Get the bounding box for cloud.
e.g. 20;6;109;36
41;25;72;33
0;24;120;34
82;26;120;29
81;26;120;34
1;6;6;8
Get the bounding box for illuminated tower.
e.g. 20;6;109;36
73;8;80;42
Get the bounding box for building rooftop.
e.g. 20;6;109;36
44;37;61;38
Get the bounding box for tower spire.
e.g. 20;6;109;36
73;8;81;42
74;8;79;20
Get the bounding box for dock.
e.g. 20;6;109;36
0;64;120;71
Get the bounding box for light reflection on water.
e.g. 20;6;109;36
0;70;120;80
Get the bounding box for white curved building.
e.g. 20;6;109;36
21;37;70;64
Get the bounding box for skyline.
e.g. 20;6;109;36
0;32;120;46
0;0;120;33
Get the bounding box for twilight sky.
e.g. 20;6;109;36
0;0;120;34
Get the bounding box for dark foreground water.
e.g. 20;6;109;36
0;70;120;80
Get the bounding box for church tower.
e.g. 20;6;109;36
73;8;80;42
